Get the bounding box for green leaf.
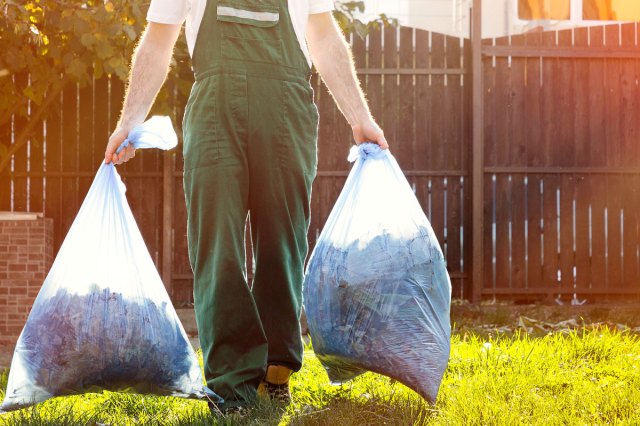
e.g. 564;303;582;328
80;33;95;48
66;57;87;80
123;25;137;41
95;41;114;59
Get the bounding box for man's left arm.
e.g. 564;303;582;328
306;12;389;149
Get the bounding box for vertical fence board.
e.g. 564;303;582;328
604;25;622;294
29;114;44;214
527;176;544;290
78;83;94;203
429;32;446;246
574;174;591;293
573;28;591;293
12;74;29;212
383;26;399;157
620;23;639;290
509;35;526;290
559;175;574;294
493;36;510;290
415;30;430;172
445;35;463;295
44;97;62;250
587;27;607;292
398;27;415;170
367;29;383;126
60;84;79;245
0;114;11;210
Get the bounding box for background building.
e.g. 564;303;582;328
360;0;640;38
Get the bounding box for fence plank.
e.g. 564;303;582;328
29;111;44;214
573;28;592;293
397;27;414;170
604;25;623;294
509;35;526;290
60;84;79;245
429;32;446;247
620;23;639;291
78;82;94;205
444;35;464;296
367;29;383;126
415;30;430;172
493;36;511;290
526;176;544;291
586;27;607;292
12;74;29;212
0;113;11;210
559;175;574;294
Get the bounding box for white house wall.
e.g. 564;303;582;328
360;0;627;39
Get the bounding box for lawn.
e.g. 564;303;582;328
1;327;640;425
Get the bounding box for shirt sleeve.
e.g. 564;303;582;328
309;0;334;15
146;0;189;24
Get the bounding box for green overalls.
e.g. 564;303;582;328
182;0;318;408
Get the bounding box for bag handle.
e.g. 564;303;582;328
116;116;178;154
348;142;389;163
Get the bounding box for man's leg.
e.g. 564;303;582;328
183;74;268;407
247;78;318;373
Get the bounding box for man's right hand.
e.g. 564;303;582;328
103;22;182;165
104;127;136;165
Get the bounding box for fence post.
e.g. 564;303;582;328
162;150;174;297
471;0;484;303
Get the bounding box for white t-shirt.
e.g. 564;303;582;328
147;0;334;66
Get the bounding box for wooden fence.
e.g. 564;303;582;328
480;23;640;301
2;22;639;304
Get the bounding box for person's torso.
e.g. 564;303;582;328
184;0;315;66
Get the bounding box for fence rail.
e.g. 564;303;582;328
2;22;639;303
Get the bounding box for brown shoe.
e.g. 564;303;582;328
257;365;292;404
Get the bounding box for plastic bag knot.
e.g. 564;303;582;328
348;142;388;163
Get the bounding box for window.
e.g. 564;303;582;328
583;0;640;20
518;0;570;20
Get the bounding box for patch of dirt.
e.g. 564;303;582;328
451;301;640;336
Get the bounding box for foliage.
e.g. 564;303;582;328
333;1;397;39
0;0;150;173
0;0;396;174
2;327;640;425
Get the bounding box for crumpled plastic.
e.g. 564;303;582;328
1;116;221;413
303;143;452;402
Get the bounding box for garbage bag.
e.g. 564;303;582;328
1;117;221;412
303;143;451;402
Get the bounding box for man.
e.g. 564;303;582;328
104;0;388;414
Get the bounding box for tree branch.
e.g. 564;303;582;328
0;96;28;129
0;81;66;175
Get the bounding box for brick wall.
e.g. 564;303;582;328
0;215;54;345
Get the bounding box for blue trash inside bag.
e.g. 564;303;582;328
1;117;221;413
303;143;451;403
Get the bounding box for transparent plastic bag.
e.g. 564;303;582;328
1;117;221;412
303;143;451;402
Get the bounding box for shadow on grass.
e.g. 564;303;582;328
288;394;435;426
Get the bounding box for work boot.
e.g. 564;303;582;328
257;365;292;404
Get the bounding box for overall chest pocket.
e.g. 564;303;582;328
217;2;282;64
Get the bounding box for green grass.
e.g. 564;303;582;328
2;327;640;425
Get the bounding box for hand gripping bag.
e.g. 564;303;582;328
303;143;451;402
1;117;222;412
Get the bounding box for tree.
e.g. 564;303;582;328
0;0;395;175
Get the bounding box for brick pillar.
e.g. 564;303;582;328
0;214;54;346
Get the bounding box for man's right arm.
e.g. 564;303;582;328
104;22;182;165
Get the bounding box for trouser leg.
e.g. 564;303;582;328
183;74;267;405
247;78;318;372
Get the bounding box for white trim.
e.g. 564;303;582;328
217;6;279;23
